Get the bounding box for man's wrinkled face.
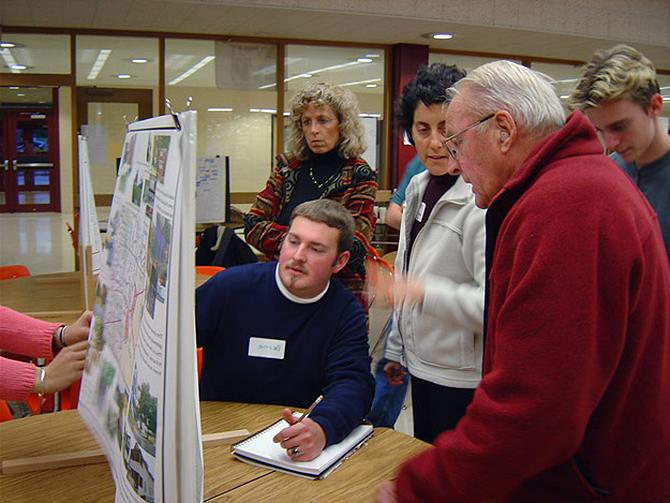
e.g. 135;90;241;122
278;216;349;298
445;92;506;209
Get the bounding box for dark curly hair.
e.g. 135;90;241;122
398;63;466;145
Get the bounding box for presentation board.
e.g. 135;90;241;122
78;112;203;503
77;134;103;277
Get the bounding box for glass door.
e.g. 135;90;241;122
0;109;60;212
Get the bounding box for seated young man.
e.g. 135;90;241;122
196;199;374;461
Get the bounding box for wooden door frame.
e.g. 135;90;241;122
75;87;152;206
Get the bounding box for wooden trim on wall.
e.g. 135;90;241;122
0;74;75;87
159;38;166;116
70;34;79;215
276;43;285;159
3;25;668;73
381;45;393;190
1;26;386;50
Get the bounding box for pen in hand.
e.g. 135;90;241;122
274;395;326;459
295;394;323;423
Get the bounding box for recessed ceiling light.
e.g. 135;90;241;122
357;57;373;63
365;84;378;88
88;49;112;80
168;55;215;86
11;64;27;70
208;107;233;112
9;86;19;90
365;54;380;58
432;33;454;40
116;74;132;79
17;93;26;97
1;42;16;48
131;58;149;64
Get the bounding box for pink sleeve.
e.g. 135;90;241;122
0;357;37;400
0;306;59;359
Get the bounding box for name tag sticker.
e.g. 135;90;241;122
248;337;286;360
416;202;426;223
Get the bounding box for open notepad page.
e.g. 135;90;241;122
232;419;373;479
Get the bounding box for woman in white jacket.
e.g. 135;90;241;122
382;63;486;443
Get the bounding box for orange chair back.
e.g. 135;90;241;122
197;347;203;379
59;378;82;410
0;400;14;422
0;264;31;280
195;265;225;277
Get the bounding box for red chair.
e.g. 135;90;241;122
195;265;225;277
197;347;203;379
59;379;82;410
0;400;14;422
0;264;31;280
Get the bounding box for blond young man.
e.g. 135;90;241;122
570;45;670;260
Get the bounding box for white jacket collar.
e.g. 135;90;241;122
410;172;473;205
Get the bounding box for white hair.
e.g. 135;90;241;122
448;60;565;137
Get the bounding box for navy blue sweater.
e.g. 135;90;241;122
196;261;374;445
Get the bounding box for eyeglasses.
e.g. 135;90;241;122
442;113;495;161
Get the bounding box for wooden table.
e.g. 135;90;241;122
0;271;84;323
0;402;429;502
0;272;212;325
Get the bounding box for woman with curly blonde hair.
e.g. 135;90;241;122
245;81;377;310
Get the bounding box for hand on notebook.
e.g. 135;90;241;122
272;408;327;461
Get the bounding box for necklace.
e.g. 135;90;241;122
309;164;340;189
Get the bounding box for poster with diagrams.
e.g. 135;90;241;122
78;112;203;503
78;134;103;275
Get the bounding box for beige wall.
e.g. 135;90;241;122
167;86;276;193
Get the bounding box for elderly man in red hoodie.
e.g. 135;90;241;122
376;60;670;502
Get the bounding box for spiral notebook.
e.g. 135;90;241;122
231;418;373;479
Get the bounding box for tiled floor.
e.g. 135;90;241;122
0;212;77;275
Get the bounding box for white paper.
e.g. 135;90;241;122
195;157;227;223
